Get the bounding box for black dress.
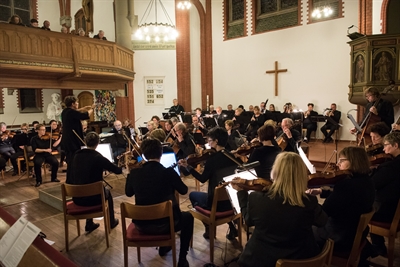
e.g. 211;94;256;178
247;145;281;180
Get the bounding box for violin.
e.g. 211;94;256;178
1;130;16;140
223;177;272;192
40;133;51;140
186;149;216;166
232;141;262;156
45;131;61;141
369;153;392;166
307;170;352;188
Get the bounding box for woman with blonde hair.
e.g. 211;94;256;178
233;152;327;267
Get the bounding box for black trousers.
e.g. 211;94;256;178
86;188;116;227
136;211;194;259
303;123;317;140
320;124;338;139
33;153;58;182
0;145;18;171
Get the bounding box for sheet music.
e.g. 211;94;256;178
223;170;256;215
297;144;316;174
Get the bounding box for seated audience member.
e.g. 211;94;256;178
69;132;120;233
151;115;163;129
0;122;18;175
173;122;195;160
125;138;193;267
233;152;327;267
93;30;107;40
41;20;51;31
61;26;68;33
225;119;241;151
108;120;129;162
276;118;301;153
179;127;240;240
10;123;32;174
366;122;390;156
9;14;25;26
302;103;318;143
78;28;85;36
247;125;281;180
31;124;62;187
369;132;400;256
312;147;375;257
28;18;38;27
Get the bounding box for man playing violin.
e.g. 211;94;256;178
125;138;193;267
369;132;400;257
179;127;240;240
174;122;195;160
189;116;207;146
108;120;130;162
276;118;301;153
0;122;18;176
366;122;390;156
31;124;62;187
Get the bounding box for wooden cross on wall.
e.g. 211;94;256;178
266;61;288;96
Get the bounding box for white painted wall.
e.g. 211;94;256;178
37;0;60;31
372;0;383;34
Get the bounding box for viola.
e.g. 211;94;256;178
1;130;16;140
369;153;392;166
186;149;216;166
223;177;272;192
45;131;61;140
307;170;352;188
232;141;262;156
40;134;51;140
365;143;383;153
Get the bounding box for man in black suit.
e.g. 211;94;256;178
302;103;318;143
321;103;341;143
169;99;185;115
69;132;121;233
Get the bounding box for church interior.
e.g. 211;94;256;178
1;0;400;266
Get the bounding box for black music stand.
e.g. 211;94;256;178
325;116;342;163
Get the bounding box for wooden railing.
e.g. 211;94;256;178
0;23;134;90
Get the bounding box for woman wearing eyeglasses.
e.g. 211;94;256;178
312;147;375;257
369;132;400;256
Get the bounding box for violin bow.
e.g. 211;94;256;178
221;150;258;178
49;127;53;149
236;130;247;146
321;150;337;173
72;129;86;146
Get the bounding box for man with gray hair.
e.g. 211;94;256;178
276;118;301;153
93;30;107;40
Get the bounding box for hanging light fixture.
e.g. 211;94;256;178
134;0;178;42
311;5;333;19
177;0;191;10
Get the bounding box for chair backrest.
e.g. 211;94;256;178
209;184;232;220
389;199;400;234
23;145;34;168
275;238;334;267
347;209;375;265
61;181;105;199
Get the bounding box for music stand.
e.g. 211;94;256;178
325;116;342;163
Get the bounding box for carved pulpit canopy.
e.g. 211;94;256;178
348;34;400;106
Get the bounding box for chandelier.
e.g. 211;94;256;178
134;0;178;42
311;6;333;19
177;0;191;10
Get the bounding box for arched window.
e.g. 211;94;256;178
224;0;246;40
0;0;36;24
308;0;343;24
252;0;300;34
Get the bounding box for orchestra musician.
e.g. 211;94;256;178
68;132;121;233
320;103;341;143
122;118;137;141
61;95;94;183
214;106;227;127
283;102;293;114
163;120;176;141
232;107;247;134
151;115;163;129
260;102;266;113
225;120;241;151
246;106;265;141
31;124;62;187
125;138;193;267
81;120;88;137
392;122;400;132
170;117;179;126
108;120;130;162
247;125;281;180
369;132;400;257
0;122;18;176
311;147;374;261
269;104;276;112
276;118;301;153
366;122;390;156
169;98;185;115
208;105;216;114
173;122;196;160
150;129;174;153
232;152;327;267
30;121;39;137
189;116;207;146
302;103;318;143
179;127;240;240
10;123;32;174
194;108;205;125
350;87;394;133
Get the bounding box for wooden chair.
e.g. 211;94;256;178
120;201;176;267
61;182;110;251
275;238;334;267
23;145;47;180
189;184;242;263
331;209;375;267
369;199;400;267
